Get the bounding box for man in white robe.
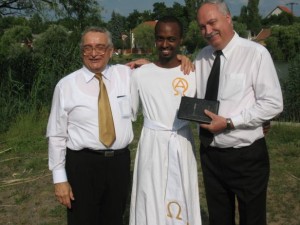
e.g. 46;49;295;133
129;16;202;225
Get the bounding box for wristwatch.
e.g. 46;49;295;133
225;118;233;130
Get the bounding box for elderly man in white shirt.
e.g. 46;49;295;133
47;27;133;225
195;1;283;225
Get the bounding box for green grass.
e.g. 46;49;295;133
0;113;299;225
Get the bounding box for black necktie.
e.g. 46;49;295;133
200;50;222;147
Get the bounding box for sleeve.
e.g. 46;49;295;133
130;70;140;122
231;49;283;128
46;84;69;184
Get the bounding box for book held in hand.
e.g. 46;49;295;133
177;96;219;124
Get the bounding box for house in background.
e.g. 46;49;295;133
253;5;294;45
253;28;271;46
265;5;293;18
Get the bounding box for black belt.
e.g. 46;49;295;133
67;147;129;157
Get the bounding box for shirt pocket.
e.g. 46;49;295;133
117;95;131;118
220;73;245;100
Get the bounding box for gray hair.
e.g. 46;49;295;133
201;0;231;15
80;26;113;50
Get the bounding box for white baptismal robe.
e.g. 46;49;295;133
129;64;202;225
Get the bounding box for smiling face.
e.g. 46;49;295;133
197;3;234;50
155;21;182;68
81;31;113;73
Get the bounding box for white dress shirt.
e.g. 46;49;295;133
195;32;283;148
47;65;133;183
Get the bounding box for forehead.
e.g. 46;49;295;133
155;22;181;36
83;31;108;45
198;4;222;23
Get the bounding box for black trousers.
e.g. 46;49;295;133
200;138;269;225
65;148;131;225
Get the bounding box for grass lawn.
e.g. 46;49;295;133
0;112;299;225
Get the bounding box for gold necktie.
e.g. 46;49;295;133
95;73;116;147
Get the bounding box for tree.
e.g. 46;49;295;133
152;2;168;19
0;0;104;30
262;12;295;27
238;5;248;24
265;23;300;61
233;22;248;38
184;20;206;54
282;53;300;121
133;23;155;51
0;0;62;16
107;11;128;50
56;0;102;29
127;10;143;30
185;0;203;21
33;24;81;106
246;0;261;35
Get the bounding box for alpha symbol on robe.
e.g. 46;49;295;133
172;78;189;96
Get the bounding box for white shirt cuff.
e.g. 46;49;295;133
52;169;68;184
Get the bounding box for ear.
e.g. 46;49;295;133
109;47;114;58
226;14;232;25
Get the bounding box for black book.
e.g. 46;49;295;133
177;96;220;124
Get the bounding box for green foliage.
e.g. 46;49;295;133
239;0;261;35
0;25;32;56
233;21;248;38
281;54;300;121
265;23;300;61
133;23;155;51
184;0;202;22
262;12;296;26
184;20;206;53
107;11;129;49
32;25;81;107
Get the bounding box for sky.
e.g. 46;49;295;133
97;0;300;22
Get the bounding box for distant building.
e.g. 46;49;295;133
265;5;293;18
253;28;271;46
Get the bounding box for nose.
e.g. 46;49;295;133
162;39;168;48
205;25;213;35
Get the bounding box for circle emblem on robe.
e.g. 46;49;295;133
172;78;188;96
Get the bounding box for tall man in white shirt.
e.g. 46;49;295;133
46;27;133;225
195;1;283;225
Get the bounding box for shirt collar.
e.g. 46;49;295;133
82;65;112;83
220;32;239;60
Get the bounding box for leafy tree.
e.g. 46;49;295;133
152;2;168;19
265;23;300;60
133;23;155;51
238;5;248;24
107;11;128;50
33;24;81;106
233;21;248;38
169;2;189;33
0;16;29;36
282;53;300;121
246;0;261;35
127;10;143;30
28;13;47;33
0;0;53;16
262;12;295;27
185;0;203;21
184;20;206;54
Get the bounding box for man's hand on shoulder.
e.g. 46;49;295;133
177;54;195;75
125;58;151;69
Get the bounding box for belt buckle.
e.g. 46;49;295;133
104;151;114;157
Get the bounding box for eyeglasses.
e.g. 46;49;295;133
82;45;110;55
